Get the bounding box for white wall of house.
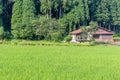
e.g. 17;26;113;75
87;32;92;40
71;35;77;42
71;33;92;42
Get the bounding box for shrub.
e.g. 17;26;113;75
64;35;72;42
0;27;4;40
4;31;12;40
113;33;120;37
32;17;65;41
50;32;62;41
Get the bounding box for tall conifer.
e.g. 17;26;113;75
21;0;36;39
11;0;23;38
0;0;3;27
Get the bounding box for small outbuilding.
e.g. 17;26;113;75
70;26;114;42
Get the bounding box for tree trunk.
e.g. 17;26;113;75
113;26;115;31
108;24;111;30
0;16;2;26
50;8;52;18
46;10;49;19
98;22;101;26
59;7;62;19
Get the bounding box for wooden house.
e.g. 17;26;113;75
70;26;114;42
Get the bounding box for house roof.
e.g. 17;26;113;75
70;26;114;35
70;29;82;35
91;27;114;35
70;26;90;35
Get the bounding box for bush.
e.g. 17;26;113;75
0;27;4;40
50;32;63;41
4;31;12;40
113;33;120;37
32;17;65;41
64;35;72;42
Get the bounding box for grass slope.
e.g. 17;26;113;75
0;45;120;80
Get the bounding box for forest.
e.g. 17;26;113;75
0;0;120;41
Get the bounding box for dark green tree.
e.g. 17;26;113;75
22;0;36;23
11;0;23;38
0;0;3;27
95;0;110;26
21;0;36;39
83;0;90;25
32;16;64;41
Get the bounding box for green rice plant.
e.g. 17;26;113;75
0;46;120;80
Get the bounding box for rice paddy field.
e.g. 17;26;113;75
0;45;120;80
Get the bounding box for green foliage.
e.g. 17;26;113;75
12;0;36;39
64;35;72;42
11;0;23;39
0;26;4;39
0;46;120;79
0;17;2;27
3;0;120;40
19;23;34;39
0;0;3;27
113;33;120;37
32;17;64;41
109;0;120;26
22;0;36;23
89;21;98;31
81;21;98;33
0;0;3;14
17;0;36;39
4;31;11;39
95;0;110;24
0;27;11;40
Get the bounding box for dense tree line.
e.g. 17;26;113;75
0;0;120;40
0;0;3;27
